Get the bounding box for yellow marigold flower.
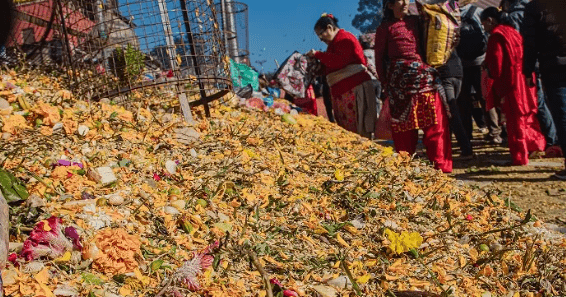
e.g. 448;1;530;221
385;229;423;255
381;147;394;157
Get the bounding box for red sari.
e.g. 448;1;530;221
485;25;546;165
314;29;373;134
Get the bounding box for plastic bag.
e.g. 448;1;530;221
267;87;281;98
230;59;259;91
374;99;392;140
235;85;253;99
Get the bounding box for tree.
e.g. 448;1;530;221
352;0;383;33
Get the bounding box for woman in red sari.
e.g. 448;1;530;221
481;7;545;165
307;14;377;138
375;0;452;173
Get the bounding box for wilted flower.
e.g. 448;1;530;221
173;241;219;291
20;217;77;261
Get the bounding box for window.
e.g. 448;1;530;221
22;28;35;45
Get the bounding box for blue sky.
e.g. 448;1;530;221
245;1;363;73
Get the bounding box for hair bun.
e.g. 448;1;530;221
321;13;334;20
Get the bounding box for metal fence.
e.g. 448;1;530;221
6;0;236;118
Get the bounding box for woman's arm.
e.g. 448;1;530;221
485;34;506;103
485;35;504;81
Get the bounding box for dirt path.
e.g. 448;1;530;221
377;131;566;224
451;137;566;224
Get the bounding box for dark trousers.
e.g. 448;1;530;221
459;65;501;139
322;77;334;123
442;77;473;155
544;81;566;162
536;76;559;147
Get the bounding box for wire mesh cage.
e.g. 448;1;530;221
7;0;233;117
215;1;248;64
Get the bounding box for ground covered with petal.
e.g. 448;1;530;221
0;70;564;297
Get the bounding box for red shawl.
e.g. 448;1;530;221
485;24;546;164
485;25;537;114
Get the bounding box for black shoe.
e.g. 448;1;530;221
460;153;476;161
554;170;566;180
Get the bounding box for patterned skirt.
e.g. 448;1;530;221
391;91;438;133
331;89;358;134
385;60;447;133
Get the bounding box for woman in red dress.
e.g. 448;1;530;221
481;7;546;165
374;0;452;173
307;14;377;138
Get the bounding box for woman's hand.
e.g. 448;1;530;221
306;49;317;57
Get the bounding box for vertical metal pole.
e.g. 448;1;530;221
180;0;210;117
224;0;239;62
220;0;229;55
95;0;107;59
55;0;76;82
157;0;178;70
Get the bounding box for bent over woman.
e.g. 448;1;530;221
307;14;377;138
375;0;453;173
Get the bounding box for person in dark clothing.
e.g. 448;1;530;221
500;0;529;31
523;0;566;179
458;1;502;144
0;0;13;64
321;77;334;122
439;51;474;158
314;76;335;122
0;0;14;47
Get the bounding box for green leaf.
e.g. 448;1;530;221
3;187;22;203
0;171;13;191
150;259;164;271
112;274;126;283
12;184;29;200
109;112;118;119
213;254;221;270
214;222;233;233
409;248;419;259
504;198;522;212
82;273;105;285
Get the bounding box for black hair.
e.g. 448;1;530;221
314;15;340;31
383;0;395;21
480;6;504;23
0;0;14;47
